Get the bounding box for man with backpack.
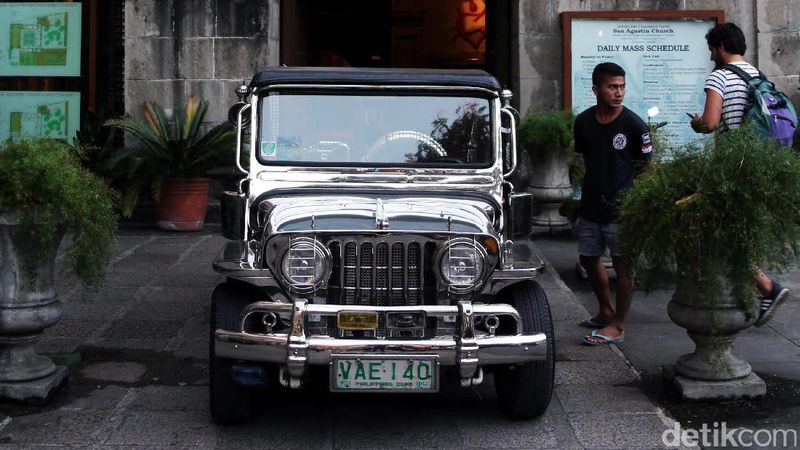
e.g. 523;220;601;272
690;22;795;326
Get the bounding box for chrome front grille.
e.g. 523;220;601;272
327;239;437;306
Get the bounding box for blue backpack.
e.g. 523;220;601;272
723;64;798;148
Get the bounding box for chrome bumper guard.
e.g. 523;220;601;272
215;300;547;383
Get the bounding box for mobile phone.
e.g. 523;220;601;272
686;112;695;119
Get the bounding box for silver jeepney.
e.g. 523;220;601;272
210;67;554;423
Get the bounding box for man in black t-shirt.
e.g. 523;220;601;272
574;62;652;346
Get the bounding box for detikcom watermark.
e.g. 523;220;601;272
662;422;798;448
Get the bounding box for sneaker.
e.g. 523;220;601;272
755;283;790;327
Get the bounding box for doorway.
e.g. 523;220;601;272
280;0;510;87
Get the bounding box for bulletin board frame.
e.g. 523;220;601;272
561;10;724;145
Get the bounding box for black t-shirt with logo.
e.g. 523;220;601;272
574;106;652;224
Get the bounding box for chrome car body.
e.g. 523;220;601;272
211;68;548;416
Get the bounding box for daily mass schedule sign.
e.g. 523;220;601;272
566;15;719;147
0;3;82;76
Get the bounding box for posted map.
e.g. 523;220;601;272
0;91;80;142
0;3;81;76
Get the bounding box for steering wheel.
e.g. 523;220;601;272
364;130;446;162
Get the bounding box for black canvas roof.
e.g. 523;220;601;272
250;67;502;91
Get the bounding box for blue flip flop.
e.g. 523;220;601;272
578;317;609;329
581;330;624;346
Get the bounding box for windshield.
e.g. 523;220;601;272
257;92;493;166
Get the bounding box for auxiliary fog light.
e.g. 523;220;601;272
439;240;486;291
386;311;425;329
280;237;330;291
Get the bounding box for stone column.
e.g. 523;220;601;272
512;1;563;114
755;0;800;111
513;1;571;233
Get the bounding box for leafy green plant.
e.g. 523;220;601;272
618;125;800;315
518;109;582;189
0;138;118;286
65;107;117;178
645;117;672;162
518;110;575;159
105;96;236;216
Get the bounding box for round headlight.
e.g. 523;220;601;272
439;240;486;290
280;238;330;291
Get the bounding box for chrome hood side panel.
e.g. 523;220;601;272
247;165;505;232
258;195;499;237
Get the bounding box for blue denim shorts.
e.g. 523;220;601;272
576;218;621;257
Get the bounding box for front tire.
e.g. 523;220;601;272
494;280;555;419
209;281;254;424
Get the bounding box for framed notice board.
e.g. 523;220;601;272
0;2;82;77
0;91;80;142
562;10;724;146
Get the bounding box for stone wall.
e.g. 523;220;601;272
756;0;800;111
514;0;800;115
124;0;279;123
121;0;799;122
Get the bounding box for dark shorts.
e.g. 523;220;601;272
576;218;621;257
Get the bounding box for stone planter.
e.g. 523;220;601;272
528;149;572;228
664;267;766;400
0;212;68;401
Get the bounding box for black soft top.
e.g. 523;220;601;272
250;67;501;91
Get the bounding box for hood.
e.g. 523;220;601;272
258;194;498;235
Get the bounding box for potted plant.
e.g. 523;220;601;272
0;138;117;400
618;126;800;398
105;96;236;231
65;107;118;179
518;110;576;228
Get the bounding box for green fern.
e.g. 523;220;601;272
618;125;800;315
0;139;118;287
518;110;575;159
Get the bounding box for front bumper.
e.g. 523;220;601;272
215;300;547;383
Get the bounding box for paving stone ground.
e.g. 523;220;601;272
0;230;686;449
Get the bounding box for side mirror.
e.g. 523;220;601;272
228;82;251;128
501;107;518;178
220;191;246;240
509;192;535;239
228;102;251;128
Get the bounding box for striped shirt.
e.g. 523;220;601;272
704;61;759;133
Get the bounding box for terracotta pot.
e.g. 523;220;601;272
154;178;211;231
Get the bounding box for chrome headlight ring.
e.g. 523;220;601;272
436;237;489;293
279;237;332;294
